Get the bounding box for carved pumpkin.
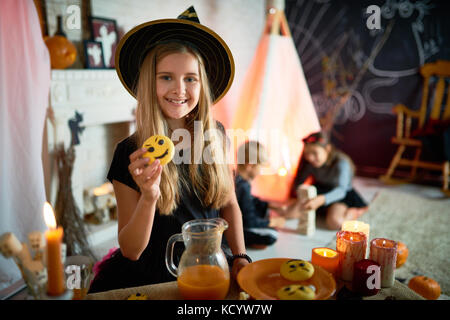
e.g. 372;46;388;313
396;241;409;268
44;35;77;69
408;276;441;300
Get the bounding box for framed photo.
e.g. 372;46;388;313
83;40;105;69
89;17;118;68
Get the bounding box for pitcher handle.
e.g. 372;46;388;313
165;233;183;278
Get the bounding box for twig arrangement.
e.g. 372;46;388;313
54;143;95;260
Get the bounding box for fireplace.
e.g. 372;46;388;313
45;70;136;219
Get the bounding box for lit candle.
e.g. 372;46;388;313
369;238;397;288
352;259;381;296
336;231;367;282
311;247;339;276
43;202;65;296
341;221;370;257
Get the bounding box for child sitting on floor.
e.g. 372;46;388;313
289;131;368;230
235;141;286;249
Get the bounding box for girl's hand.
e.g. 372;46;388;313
128;148;163;202
300;195;326;211
231;258;249;280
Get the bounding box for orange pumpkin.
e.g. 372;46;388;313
408;276;441;300
396;241;409;268
44;35;77;69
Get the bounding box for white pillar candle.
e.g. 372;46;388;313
369;238;398;288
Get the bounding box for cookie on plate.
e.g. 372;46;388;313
276;284;315;300
280;259;314;281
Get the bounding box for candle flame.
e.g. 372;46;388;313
323;251;327;257
43;202;57;229
278;167;288;177
350;236;353;241
382;240;386;246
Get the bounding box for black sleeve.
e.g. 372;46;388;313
107;135;140;192
235;177;270;229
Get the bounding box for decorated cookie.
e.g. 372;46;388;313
127;292;148;300
142;135;175;165
276;284;315;300
280;259;314;281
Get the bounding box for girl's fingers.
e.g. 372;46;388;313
129;147;148;163
129;157;150;176
144;163;162;185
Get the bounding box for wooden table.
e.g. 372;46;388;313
86;279;242;300
86;278;423;300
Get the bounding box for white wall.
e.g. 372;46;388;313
89;0;266;125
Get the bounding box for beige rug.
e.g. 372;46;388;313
328;190;450;297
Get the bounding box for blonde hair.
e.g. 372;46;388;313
134;42;233;214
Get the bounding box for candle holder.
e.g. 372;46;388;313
369;238;397;288
42;289;74;300
311;247;339;276
341;220;370;258
352;259;381;296
336;231;367;282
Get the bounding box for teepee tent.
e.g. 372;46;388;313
231;1;320;202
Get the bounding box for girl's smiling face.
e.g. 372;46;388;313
156;52;201;122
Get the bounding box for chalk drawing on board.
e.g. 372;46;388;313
286;0;440;125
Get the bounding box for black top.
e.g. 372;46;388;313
234;174;270;229
88;130;231;294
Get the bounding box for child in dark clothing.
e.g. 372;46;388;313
235;141;285;249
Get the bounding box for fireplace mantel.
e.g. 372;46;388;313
49;70;136;146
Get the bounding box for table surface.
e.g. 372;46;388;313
85;278;424;300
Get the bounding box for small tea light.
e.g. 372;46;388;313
311;248;339;276
369;238;397;288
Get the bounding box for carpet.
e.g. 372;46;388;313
327;190;450;296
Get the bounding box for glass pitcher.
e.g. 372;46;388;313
165;218;230;300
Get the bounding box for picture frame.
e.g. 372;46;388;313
89;16;118;68
83;40;106;69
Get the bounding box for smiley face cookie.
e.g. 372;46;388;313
280;259;314;281
276;284;315;300
142;135;175;165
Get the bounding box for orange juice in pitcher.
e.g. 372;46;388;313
177;264;230;300
166;218;230;300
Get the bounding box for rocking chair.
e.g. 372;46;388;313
380;60;450;194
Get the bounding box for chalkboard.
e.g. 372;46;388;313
285;0;450;177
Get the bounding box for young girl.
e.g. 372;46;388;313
290;132;368;230
88;7;249;294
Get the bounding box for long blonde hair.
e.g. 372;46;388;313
134;42;233;215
